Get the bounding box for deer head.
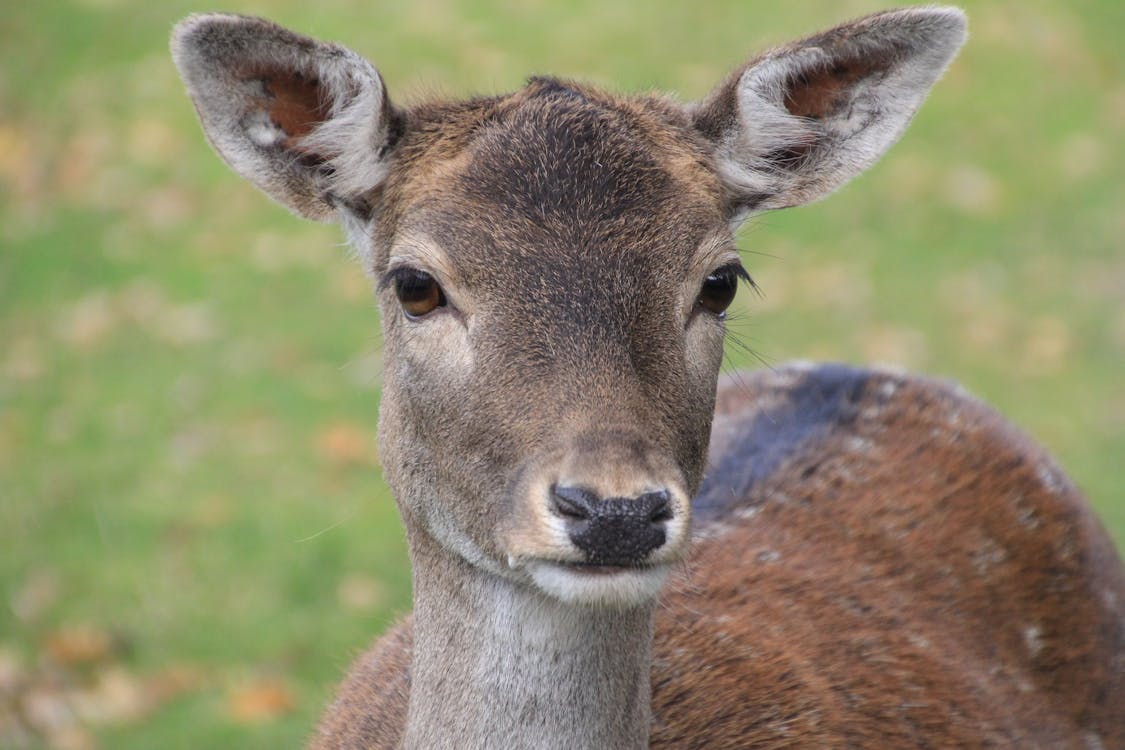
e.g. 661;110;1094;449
172;8;966;609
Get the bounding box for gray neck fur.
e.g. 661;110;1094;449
403;530;654;750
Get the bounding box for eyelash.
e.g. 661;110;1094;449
695;262;752;317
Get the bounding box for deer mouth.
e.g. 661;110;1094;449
557;561;662;575
520;558;674;607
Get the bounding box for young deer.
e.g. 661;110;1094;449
172;7;1125;748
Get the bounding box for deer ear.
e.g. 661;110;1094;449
171;14;402;222
693;7;966;219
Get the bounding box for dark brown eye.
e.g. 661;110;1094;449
696;264;749;317
392;269;447;319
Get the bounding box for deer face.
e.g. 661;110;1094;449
172;9;966;607
372;82;735;604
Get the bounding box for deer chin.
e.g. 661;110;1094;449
522;559;673;608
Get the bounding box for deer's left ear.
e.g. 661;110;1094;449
693;7;967;219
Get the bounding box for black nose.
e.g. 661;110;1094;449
550;485;673;565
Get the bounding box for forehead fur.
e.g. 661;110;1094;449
374;77;726;272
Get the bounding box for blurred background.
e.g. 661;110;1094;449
2;0;1121;747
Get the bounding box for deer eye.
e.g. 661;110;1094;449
391;268;447;319
696;263;750;317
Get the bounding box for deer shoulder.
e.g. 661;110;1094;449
310;364;1125;748
653;364;1125;747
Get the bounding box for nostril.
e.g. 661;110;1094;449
550;485;597;521
641;490;673;523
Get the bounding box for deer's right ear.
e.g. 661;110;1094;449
171;14;402;222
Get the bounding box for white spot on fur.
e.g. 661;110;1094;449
971;537;1008;575
756;549;780;563
845;436;874;454
906;633;931;650
1023;625;1044;657
1036;461;1068;495
1015;504;1041;530
1085;732;1106;750
733;504;762;520
243;109;285;147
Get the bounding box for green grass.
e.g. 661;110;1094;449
1;0;1121;747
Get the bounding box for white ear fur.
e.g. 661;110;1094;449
696;7;967;219
171;14;397;226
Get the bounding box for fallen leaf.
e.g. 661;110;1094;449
859;324;930;369
20;682;74;734
2;336;45;382
187;495;233;530
316;422;376;469
117;280;168;325
0;646;25;692
227;679;296;724
153;302;217;346
55;292;117;351
0;124;41;199
145;664;208;704
1057;132;1103;182
795;261;871;313
126;117;182;167
1021;315;1071;375
43;627;115;666
72;667;147;725
45;726;97;750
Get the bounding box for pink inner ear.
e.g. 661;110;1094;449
783;58;882;120
254;70;330;148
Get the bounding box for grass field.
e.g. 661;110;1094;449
2;0;1122;747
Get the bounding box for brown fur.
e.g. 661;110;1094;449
260;71;330;144
313;366;1125;748
169;9;1125;749
783;60;877;120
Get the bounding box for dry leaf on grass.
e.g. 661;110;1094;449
316;421;377;469
227;679;296;724
42;627;116;667
72;667;147;725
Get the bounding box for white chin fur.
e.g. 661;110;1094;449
526;561;672;608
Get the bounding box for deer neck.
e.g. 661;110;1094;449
402;527;655;750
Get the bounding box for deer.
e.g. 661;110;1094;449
171;6;1125;748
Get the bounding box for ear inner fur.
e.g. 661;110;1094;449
782;58;885;120
257;70;332;146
